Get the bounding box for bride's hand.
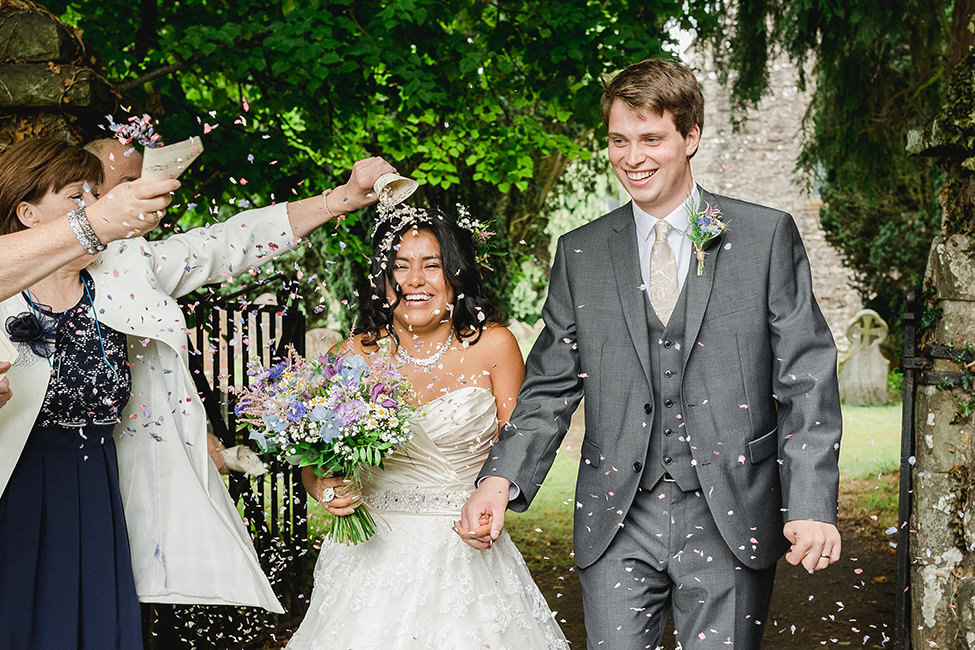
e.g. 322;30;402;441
453;514;494;550
311;475;358;517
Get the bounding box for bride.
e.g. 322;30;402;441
285;204;568;649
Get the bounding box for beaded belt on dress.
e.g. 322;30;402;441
365;487;471;514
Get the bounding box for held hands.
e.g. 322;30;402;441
456;476;511;550
86;179;180;242
783;520;842;572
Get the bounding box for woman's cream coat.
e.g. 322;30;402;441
0;204;298;612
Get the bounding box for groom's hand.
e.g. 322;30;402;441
459;476;511;549
783;520;842;572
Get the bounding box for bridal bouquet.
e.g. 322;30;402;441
235;347;417;544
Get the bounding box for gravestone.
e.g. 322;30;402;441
838;308;889;405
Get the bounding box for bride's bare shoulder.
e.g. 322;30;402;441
460;323;521;356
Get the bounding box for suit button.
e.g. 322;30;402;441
664;456;673;465
664;428;674;436
633;462;643;472
664;399;674;408
663;340;672;348
664;369;673;378
644;403;652;414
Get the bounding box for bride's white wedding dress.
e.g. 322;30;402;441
286;385;569;650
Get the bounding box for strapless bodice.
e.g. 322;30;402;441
361;386;497;511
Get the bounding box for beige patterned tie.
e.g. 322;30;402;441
650;220;679;324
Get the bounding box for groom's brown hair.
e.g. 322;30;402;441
600;58;705;139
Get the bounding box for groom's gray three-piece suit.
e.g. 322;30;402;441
480;187;842;649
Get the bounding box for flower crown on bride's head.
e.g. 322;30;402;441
372;201;495;268
373;201;436;255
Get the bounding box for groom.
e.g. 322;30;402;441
460;58;842;649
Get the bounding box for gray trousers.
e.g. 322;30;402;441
578;478;776;650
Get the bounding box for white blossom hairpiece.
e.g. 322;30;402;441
373;202;435;254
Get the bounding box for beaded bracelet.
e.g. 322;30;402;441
322;188;336;220
66;206;106;255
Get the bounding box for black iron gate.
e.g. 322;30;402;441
144;275;310;649
895;291;919;650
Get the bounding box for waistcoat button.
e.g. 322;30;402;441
633;462;643;472
644;403;652;414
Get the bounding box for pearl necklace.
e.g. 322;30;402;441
397;330;453;371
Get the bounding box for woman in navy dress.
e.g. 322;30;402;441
0;269;142;648
0;136;395;649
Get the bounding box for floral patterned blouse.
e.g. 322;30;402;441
27;272;132;427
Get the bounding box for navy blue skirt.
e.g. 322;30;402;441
0;424;143;650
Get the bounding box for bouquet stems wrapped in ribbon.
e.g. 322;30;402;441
235;347;417;545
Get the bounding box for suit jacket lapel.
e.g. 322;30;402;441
682;187;724;368
608;207;653;386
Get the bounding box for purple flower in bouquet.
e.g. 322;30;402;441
337;398;367;425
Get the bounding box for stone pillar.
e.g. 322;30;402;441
0;0;115;150
908;49;975;649
911;233;975;648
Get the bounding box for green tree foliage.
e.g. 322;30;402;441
49;0;718;325
701;0;969;346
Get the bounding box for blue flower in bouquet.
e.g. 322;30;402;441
266;361;287;382
338;355;369;384
286;400;308;422
234;396;252;417
248;428;268;450
307;403;332;422
262;412;289;433
318;414;343;443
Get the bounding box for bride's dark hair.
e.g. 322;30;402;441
355;206;498;348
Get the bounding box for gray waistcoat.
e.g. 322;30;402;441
641;282;701;491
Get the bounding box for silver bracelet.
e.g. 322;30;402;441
66;205;105;255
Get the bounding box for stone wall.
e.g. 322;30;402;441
690;55;862;353
0;0;114;150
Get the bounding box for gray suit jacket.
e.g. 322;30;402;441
480;188;841;570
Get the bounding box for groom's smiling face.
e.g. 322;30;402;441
607;100;700;218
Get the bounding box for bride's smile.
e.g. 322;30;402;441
387;228;454;339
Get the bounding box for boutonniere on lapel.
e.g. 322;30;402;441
685;202;727;276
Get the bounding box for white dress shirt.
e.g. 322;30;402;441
633;183;700;293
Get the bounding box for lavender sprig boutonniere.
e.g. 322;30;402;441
685;202;727;276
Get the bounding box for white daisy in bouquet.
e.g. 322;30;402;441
235;347;417;544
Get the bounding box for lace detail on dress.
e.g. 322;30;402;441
288;514;568;650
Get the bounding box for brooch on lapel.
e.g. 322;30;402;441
685;202;727;276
